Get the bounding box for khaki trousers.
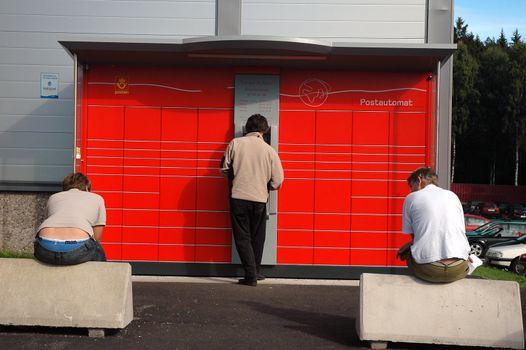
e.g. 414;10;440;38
408;257;469;283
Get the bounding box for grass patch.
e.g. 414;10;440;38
0;250;33;259
473;265;526;288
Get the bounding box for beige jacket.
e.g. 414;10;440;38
221;132;284;203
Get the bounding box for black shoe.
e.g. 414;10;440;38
238;278;257;286
257;274;266;281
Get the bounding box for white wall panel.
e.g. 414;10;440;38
242;0;426;42
0;0;215;186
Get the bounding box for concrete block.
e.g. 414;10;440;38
358;273;524;349
0;259;133;330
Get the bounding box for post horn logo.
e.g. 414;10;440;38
299;79;330;107
115;77;129;95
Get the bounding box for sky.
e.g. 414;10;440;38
455;0;526;41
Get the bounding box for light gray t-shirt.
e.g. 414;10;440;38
38;189;106;237
402;184;470;264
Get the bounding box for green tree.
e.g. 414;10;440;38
452;42;479;182
508;32;526;185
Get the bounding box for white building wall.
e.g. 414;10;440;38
0;0;429;188
242;0;426;43
0;0;215;186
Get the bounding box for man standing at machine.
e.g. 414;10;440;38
221;114;284;286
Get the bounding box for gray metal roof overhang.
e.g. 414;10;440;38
60;35;456;72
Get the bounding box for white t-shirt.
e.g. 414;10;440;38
402;184;470;264
38;189;106;237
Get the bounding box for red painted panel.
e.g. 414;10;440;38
101;243;121;261
198;110;233;142
314;231;351;248
87;106;124;140
122;210;158;226
277;230;313;247
159;228;195;244
122;244;158;261
352;180;388;197
314;180;351;213
314;249;350;265
279;111;316;144
123;193;159;209
159;245;195;262
106;209;122;225
122;227;158;244
314;214;350;231
353;111;389;145
124;107;161;140
123;175;159;192
196;212;230;229
102;227;122;243
316;111;352;144
162;109;198;141
351;198;388;214
390;113;427;146
350;249;387;266
387;215;403;233
195;246;230;263
196;178;230;211
278;179;314;213
98;192;122;209
87;165;122;175
90;175;122;191
351;215;387;231
195;229;231;245
277;248;313;264
277;213;313;230
387;250;407;266
159;177;196;210
351;232;387;248
159;210;196;227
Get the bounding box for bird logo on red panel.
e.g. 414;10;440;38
299;78;330;107
115;77;129;95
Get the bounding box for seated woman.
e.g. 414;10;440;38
34;172;107;265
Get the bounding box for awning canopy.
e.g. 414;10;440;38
60;35;456;71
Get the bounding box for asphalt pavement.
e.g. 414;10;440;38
0;277;525;350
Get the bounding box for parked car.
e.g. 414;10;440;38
466;220;526;258
480;202;501;219
510;205;526;220
497;202;512;219
464;214;491;231
515;252;526;275
485;235;526;274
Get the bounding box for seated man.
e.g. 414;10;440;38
397;167;470;283
34;172;106;265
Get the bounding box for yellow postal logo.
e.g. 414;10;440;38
115;77;129;94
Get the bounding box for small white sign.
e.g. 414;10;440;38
40;73;59;99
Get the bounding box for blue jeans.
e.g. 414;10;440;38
34;237;106;265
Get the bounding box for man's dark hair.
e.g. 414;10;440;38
245;114;269;134
62;172;92;191
407;167;439;186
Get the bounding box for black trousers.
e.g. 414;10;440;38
230;198;267;281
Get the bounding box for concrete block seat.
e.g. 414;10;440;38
0;258;133;337
358;273;524;350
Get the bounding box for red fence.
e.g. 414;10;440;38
451;183;526;204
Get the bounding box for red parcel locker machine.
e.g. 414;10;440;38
68;42;441;278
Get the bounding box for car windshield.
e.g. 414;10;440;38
473;222;502;236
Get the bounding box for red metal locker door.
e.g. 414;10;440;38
350;111;390;266
387;112;428;266
195;109;233;263
121;107;161;261
313;111;352;265
159;108;198;262
277;110;316;264
86;106;125;260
